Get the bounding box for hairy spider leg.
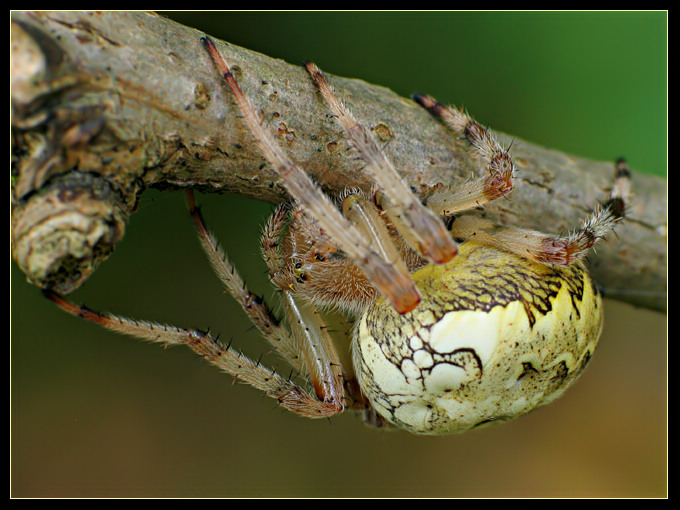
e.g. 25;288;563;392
44;289;344;418
42;186;359;419
413;93;629;266
412;93;516;216
304;62;458;265
341;193;411;277
446;159;630;265
186;188;345;409
201;37;420;314
185;189;299;368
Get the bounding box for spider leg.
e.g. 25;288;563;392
186;188;347;408
278;290;345;410
412;94;515;216
340;192;411;285
43;289;343;418
447;159;630;266
201;37;419;314
186;189;300;370
303;62;458;266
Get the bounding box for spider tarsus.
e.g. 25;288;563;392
411;92;441;114
603;196;626;220
605;157;631;220
615;157;632;179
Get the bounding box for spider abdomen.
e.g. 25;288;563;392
353;241;603;435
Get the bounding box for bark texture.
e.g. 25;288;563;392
11;11;667;311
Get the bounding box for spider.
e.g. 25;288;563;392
44;36;629;435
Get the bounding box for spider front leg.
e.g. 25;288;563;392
303;62;458;265
201;37;420;314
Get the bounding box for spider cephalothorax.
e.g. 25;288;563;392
266;193;430;316
46;36;628;435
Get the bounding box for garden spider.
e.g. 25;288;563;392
45;36;629;435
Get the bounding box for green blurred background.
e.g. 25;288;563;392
11;11;666;497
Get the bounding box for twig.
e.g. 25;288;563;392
11;11;666;311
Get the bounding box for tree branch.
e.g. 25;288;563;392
11;11;666;312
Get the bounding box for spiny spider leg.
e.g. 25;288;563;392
413;93;629;266
201;36;420;314
446;159;630;265
43;189;352;417
185;189;300;370
303;62;458;265
187;187;345;408
43;290;343;418
412;93;516;216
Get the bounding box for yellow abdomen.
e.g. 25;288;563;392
354;242;603;435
